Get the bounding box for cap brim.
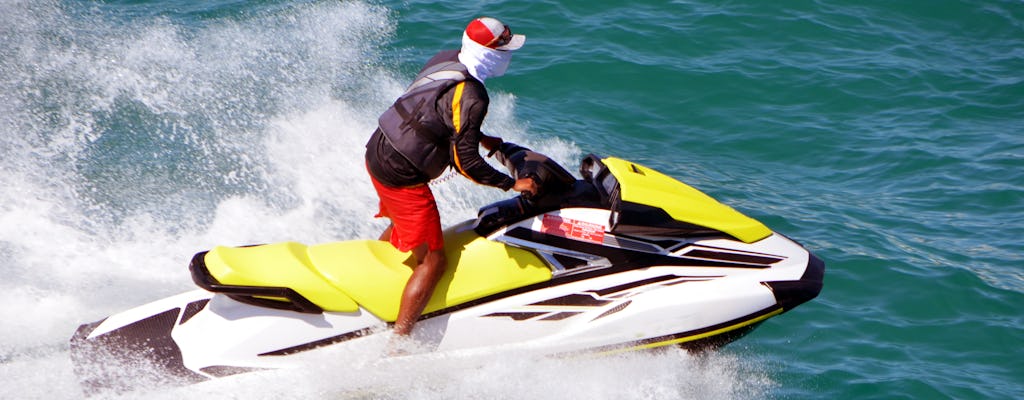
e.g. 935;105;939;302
496;34;525;51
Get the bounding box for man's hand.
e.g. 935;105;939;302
480;135;503;151
513;177;538;197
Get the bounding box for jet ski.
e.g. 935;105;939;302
70;143;824;394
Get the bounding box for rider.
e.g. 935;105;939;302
365;17;537;338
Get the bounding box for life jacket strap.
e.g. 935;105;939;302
406;61;467;92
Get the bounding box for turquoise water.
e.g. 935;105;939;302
1;0;1022;398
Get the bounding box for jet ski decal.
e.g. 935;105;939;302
178;299;209;325
70;308;208;394
678;245;785;266
482;275;710;322
591;274;718;297
483;312;551;321
540;214;605;244
592;300;632;320
258;327;377;357
532;293;614;307
199;365;269;378
483;292;614;321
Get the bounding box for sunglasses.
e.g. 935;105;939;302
490;25;513;48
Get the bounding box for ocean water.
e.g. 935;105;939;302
1;0;1022;399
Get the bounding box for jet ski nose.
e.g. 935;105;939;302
764;253;825;311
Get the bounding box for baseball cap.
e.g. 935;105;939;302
464;17;525;51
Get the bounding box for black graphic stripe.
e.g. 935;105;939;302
484;312;548;321
591;275;684;297
179;299;209;325
70;309;208;393
200;365;269;378
259;327;376;357
682;249;783;266
592;300;631;321
532;293;612;307
540;312;582;321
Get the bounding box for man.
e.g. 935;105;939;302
365;17;536;338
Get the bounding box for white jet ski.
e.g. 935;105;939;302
70;143;824;394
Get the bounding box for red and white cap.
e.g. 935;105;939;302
464;17;525;51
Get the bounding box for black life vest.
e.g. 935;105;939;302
377;60;469;180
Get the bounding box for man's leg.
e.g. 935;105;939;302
393;244;447;336
379;223;394;242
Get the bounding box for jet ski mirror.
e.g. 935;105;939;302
579;154;602;182
579;154;618;207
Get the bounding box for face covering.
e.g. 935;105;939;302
458;32;513;83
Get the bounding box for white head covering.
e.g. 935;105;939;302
458;32;514;82
457;17;525;82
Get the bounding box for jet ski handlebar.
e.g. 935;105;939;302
475;143;605;235
493;142;577;200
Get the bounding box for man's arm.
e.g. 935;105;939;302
446;82;516;190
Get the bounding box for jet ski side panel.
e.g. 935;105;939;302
172;295;384;372
426;267;780;353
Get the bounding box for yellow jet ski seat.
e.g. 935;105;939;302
192;242;359;314
190;224;552;321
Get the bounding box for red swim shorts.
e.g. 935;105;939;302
368;172;445;253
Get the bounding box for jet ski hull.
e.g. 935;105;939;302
71;230;822;394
